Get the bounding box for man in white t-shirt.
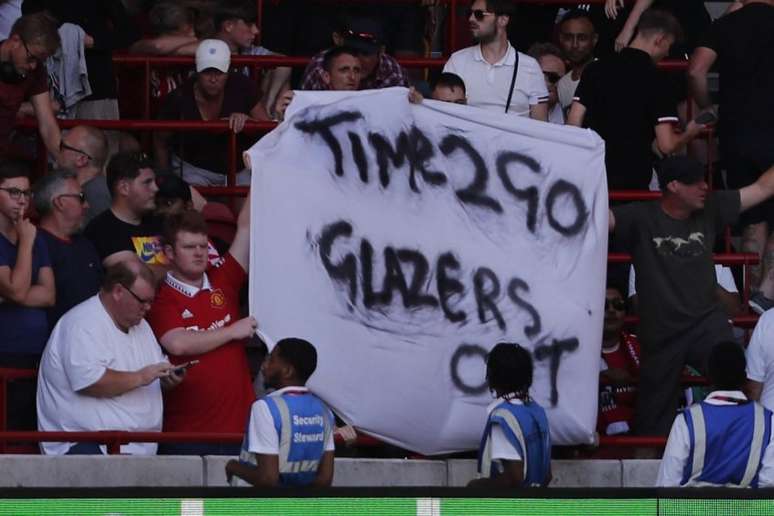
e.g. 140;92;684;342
747;310;774;411
37;259;183;455
443;0;548;120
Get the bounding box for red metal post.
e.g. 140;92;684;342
449;0;458;53
144;61;151;120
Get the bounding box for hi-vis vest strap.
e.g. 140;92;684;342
686;402;766;487
479;407;530;480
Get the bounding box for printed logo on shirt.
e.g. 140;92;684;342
181;309;194;319
652;232;705;258
131;236;168;265
210;288;226;308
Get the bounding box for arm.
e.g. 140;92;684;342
129;35;198;55
613;0;654;51
653;120;704;155
22;266;55;307
159;316;257;356
226;454;280;487
229;194;251;270
566;102;586;127
311;451;335;487
739;165;774;212
687;47;717;110
746;380;764;402
30;91;61;161
78;362;171;398
261;66;292;119
716;286;741;317
467;460;524;487
0;219;36;303
609;209;616;233
529;103;548;122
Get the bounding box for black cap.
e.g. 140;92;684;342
657;156;705;190
341;17;383;55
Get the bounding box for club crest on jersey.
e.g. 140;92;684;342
210;289;225;308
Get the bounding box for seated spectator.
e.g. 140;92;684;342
34;169;102;330
527;43;566;124
567;9;706;191
226;338;335;487
147;206;256;455
37;259;183;455
431;72;467;104
83;151;167;271
746;309;774;411
0;12;61;159
300;14;408;91
154;39;263;186
556;9;599;112
0;159;54;431
57;125;110;225
442;0;548;120
468;343;551;488
657;341;774;487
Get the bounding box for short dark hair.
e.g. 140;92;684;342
484;0;514;17
433;72;466;94
558;8;596;32
0;160;31;184
102;259;155;293
162;209;208;247
106;152;154;197
323;46;359;72
149;1;195;36
708;341;747;391
275;338;318;384
486;342;533;398
527;42;565;62
10;12;60;55
212;0;256;31
636;8;683;43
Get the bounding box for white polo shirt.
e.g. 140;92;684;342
747;310;774;411
443;43;548;117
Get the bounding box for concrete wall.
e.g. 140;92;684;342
0;456;662;488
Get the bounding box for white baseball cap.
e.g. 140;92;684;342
196;39;230;73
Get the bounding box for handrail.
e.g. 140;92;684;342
609;253;760;266
598;435;666;448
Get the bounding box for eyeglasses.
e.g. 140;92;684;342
20;38;44;66
605;298;626;311
543;71;561;84
60;141;93;161
121;284;154;306
0;187;33;200
466;8;496;21
57;192;87;204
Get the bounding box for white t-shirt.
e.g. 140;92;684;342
37;295;166;455
487;397;523;462
443;43;548;117
245;386;335;455
557;71;579;110
747;310;774;411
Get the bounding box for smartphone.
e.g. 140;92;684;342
694;111;718;125
173;360;200;375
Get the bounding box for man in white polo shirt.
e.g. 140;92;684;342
442;0;548;120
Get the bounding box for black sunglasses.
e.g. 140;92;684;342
543;71;561;84
605;298;626;311
60;141;93;161
466;8;496;21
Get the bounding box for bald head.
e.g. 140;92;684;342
60;125;109;171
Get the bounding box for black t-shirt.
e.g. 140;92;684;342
574;48;678;191
157;74;259;175
40;229;103;330
83;209;165;265
612;190;740;345
700;3;774;147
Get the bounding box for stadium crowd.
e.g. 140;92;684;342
1;0;774;488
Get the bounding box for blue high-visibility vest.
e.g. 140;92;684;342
681;401;772;487
477;399;551;487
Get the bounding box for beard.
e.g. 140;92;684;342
472;25;497;45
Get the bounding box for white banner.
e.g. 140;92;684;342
248;88;607;455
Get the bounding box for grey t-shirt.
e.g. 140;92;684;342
613;190;740;345
82;175;111;226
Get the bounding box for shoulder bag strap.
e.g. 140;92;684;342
504;49;519;114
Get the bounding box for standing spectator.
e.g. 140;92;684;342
688;0;774;312
527;43;567;124
57;125;110;225
556;10;598;112
83;151;166;269
147;206;256;455
468;343;551;488
657;342;774;487
443;0;548;120
37;260;182;455
567;10;705;191
34;170;102;330
226;338;335;487
0;13;61;159
154;39;264;187
746;310;774;411
0;159;54;430
608;157;774;436
300;15;408;92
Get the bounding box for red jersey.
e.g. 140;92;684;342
598;332;641;435
147;253;255;433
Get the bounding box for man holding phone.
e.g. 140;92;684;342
147;199;257;455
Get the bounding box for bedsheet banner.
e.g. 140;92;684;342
248;88;608;454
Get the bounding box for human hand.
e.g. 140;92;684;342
227;113;249;133
334;424;358;445
84;33;95;48
274;91;294;121
15;217;36;244
138;362;173;386
614;26;634;52
407;86;424;104
161;366;185;389
605;0;624;19
230;316;258;340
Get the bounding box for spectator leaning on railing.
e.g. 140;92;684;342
57;125;110;225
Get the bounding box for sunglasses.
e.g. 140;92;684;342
57;192;87;204
543;71;561;84
60;141;93;161
466;8;496;21
605;299;626;311
0;187;32;200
